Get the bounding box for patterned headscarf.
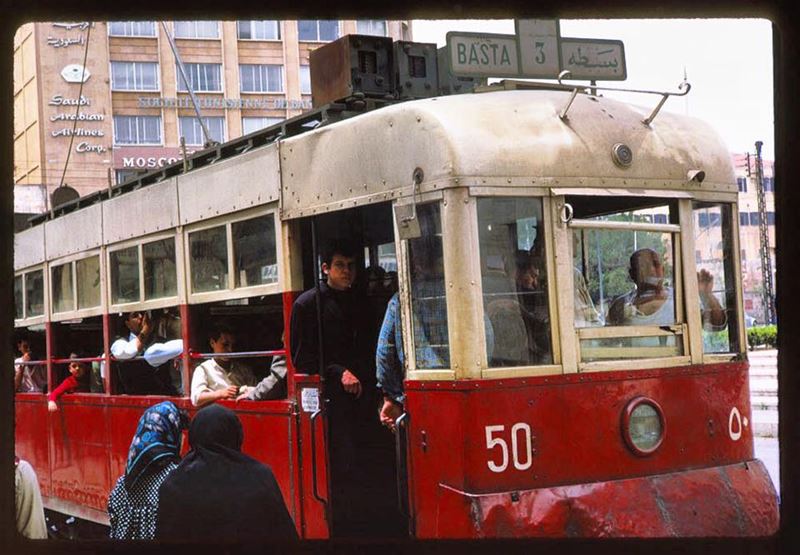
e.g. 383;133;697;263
124;401;187;490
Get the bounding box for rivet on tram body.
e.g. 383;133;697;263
507;178;512;183
416;116;421;122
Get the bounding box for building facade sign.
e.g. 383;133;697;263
138;96;312;110
113;146;197;170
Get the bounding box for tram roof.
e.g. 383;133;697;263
281;88;736;218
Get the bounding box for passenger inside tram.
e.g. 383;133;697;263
111;311;183;396
190;322;257;407
14;336;46;393
47;353;90;412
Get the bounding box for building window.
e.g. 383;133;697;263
239;64;283;93
763;177;774;192
739;212;749;226
113;115;162;145
242;116;283;134
356;20;388;36
741;249;747;261
108;21;157;37
653;213;668;224
297;20;339;42
177;63;222;93
237;20;280;40
116;169;144;184
111;61;159;91
698;212;709;228
749;212;761;226
299;65;311;94
179;116;225;146
173;21;219;39
736;177;748;192
767;211;775;225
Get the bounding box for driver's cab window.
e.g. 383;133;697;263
477;197;552;367
568;197;684;363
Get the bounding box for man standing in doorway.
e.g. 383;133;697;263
290;239;375;536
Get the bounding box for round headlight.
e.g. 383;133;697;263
622;397;665;456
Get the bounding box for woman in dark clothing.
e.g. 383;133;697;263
155;404;298;543
108;401;188;539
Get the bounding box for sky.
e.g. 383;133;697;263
412;19;775;160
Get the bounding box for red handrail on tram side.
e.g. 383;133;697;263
50;356;106;364
188;349;286;360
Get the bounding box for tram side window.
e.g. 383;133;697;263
477;197;552;367
25;269;44;318
407;203;450;369
190;226;228;293
51;263;74;313
110;246;140;304
693;202;739;353
14;275;24;320
76;255;101;309
144;238;178;299
232;214;277;287
571;200;684;362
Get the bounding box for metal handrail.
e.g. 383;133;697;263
556;70;691;125
309;409;328;508
395;412;410;519
188;349;286;360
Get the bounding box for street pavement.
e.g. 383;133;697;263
749;349;780;498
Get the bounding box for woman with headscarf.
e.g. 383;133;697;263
107;401;187;540
155;404;298;543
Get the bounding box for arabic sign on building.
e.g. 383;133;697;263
446;19;627;82
446;32;520;77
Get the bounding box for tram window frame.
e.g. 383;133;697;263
475;196;555;370
397;200;453;374
108;232;183;313
48;252;104;320
692;201;742;356
185;207;282;304
14;267;47;325
563;197;691;371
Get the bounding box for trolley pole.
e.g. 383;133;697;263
753;141;776;325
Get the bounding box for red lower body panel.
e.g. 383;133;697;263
434;460;779;538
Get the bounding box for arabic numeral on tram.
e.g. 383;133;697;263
485;423;533;473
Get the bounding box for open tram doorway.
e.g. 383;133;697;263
298;201;407;538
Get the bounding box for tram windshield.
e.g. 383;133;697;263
477;197;552;367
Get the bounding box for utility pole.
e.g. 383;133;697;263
753;141;776;324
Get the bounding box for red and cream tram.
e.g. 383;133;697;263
13;39;778;539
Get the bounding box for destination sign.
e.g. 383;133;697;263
560;38;626;80
516;19;560;78
446;32;520;77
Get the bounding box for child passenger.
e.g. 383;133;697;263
47;354;90;412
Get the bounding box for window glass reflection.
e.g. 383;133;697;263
190;226;228;293
144;238;177;299
76;256;101;309
233;215;277;288
111;247;140;304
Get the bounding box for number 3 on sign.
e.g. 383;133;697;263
485;423;533;473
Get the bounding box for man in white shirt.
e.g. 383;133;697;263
15;456;48;539
111;311;183;395
191;323;256;407
14;338;47;393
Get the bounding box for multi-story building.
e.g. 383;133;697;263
731;153;776;325
13;19;411;221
